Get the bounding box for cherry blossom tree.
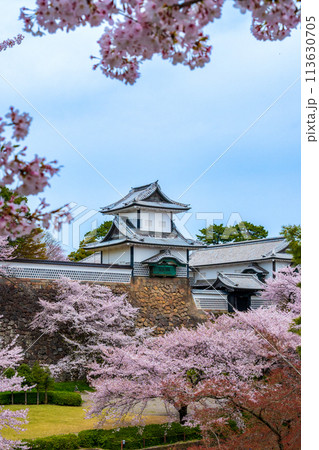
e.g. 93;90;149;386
0;239;28;448
41;232;67;260
87;306;300;435
0;107;71;238
188;364;300;449
0;237;14;263
262;266;301;314
31;277;149;377
0;319;28;450
20;0;301;84
0;237;16;282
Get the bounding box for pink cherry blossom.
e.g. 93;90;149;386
0;241;30;446
0;237;14;262
0;35;24;53
20;0;301;84
262;266;301;314
87;306;300;427
5;107;32;142
0;107;71;238
0;319;28;449
31;277;150;377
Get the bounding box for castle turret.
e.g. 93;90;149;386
85;181;205;277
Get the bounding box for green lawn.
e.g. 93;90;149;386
2;405;168;440
2;405;99;440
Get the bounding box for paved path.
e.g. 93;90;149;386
81;393;178;419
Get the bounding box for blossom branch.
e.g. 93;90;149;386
0;35;24;53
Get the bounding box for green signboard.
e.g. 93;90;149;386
150;264;176;277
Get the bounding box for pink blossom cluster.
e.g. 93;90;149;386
31;277;149;377
29;268;301;433
0;237;14;278
0;320;28;449
0;107;71;238
0;34;24;53
0;237;14;262
20;0;300;84
234;0;301;41
88;306;300;426
20;0;118;34
262;266;301;314
5;107;32;142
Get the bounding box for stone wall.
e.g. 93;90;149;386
0;276;205;365
129;277;205;334
0;279;68;365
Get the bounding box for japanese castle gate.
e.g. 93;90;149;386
3;181;279;312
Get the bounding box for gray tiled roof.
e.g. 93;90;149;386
141;249;185;265
100;181;190;214
192;279;217;288
84;216;205;250
214;273;265;291
242;263;269;274
189;237;291;267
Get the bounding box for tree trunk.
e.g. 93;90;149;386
37;389;39;405
178;405;188;424
11;392;14;405
25;390;27;406
45;388;48;405
277;435;284;450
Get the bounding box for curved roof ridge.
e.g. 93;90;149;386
131;181;158;191
100;181;190;213
141;249;186;266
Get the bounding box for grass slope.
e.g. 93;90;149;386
2;405;168;440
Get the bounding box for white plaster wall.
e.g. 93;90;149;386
134;247;158;262
119;211;138;227
101;246;189;265
170;248;188;264
3;261;132;283
261;261;274;277
102;246;131;265
276;261;291;271
192;290;228;311
193;263;248;281
140;211;171;233
117;210;172;233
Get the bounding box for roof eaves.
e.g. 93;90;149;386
195;237;286;252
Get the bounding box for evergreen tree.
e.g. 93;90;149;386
17;363;34;405
31;362;46;405
42;366;55;404
280;225;301;266
4;368;16;405
10;228;47;260
196;224;225;245
197;221;268;245
68;220;112;261
0;188;47;260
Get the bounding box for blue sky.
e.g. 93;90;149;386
1;1;300;250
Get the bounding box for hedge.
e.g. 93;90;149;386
23;423;201;450
48;391;82;406
23;434;79;450
0;391;82;406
